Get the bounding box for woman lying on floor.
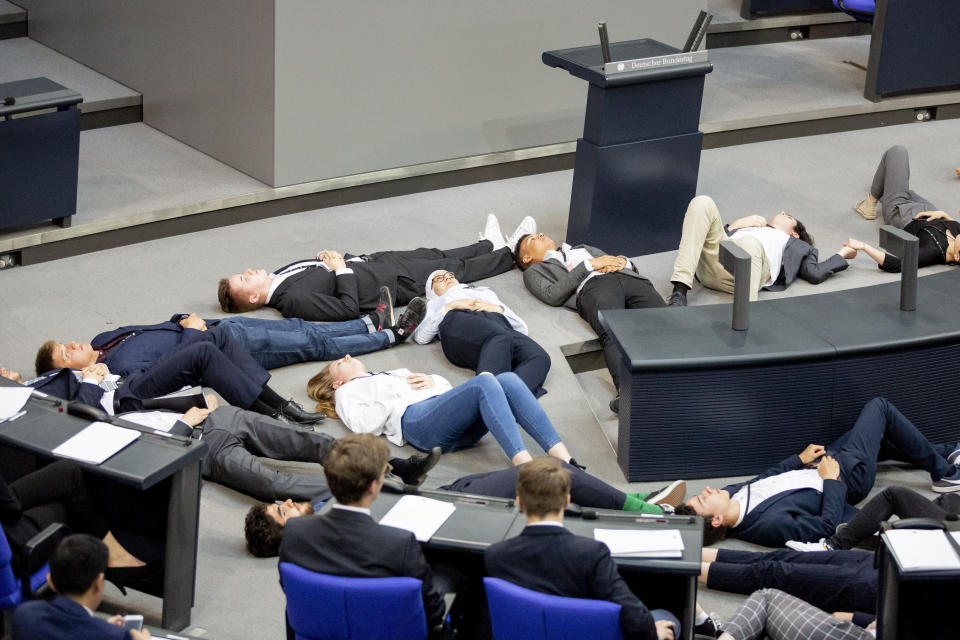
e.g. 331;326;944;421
307;355;578;467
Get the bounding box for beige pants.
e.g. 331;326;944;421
670;195;771;302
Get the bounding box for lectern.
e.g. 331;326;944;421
543;39;712;256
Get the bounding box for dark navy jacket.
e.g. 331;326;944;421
13;596;130;640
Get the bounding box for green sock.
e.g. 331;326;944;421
622;493;664;515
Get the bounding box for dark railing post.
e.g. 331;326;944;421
879;225;919;311
719;240;750;331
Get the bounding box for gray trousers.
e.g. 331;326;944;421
724;589;872;640
200;406;332;502
870;145;937;229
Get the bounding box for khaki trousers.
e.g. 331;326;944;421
670;195;770;302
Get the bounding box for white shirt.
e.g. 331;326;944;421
413;283;527;344
543;243;636;297
731;468;824;527
332;503;372;516
729;226;790;288
334;368;453;446
527;520;564;528
265;260;356;303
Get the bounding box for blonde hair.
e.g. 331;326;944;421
306;364;339;420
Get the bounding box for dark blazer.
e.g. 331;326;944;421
523;245;652;310
27;368;104;407
90;317;206;377
278;507;446;627
723;454;858;548
13;596;131;640
742;232;848;291
484;525;657;640
268;260;368;322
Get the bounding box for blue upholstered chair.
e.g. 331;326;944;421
833;0;875;22
483;577;625;640
279;562;428;640
0;522;66;623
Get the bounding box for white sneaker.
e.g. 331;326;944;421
479;213;507;251
785;539;831;552
505;216;537;253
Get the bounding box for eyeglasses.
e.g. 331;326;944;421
431;271;455;287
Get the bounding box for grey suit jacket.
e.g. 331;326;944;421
522;245;651;310
766;236;848;291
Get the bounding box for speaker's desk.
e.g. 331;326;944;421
0;382;207;630
602;270;960;481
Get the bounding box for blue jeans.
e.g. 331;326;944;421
213;316;391;369
828;397;954;504
400;372;562;458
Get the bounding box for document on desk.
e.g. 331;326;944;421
594;528;684;558
0;387;32;421
52;422;140;465
883;529;960;571
378;495;456;542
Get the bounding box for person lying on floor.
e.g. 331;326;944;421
414;259;550;397
677;396;960;547
718;588;875;640
699;547;878;628
218;218;520;321
243;460;686;557
787;484;960;552
34;314;324;424
307;355;581;467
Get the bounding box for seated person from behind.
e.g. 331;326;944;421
484;457;679;640
13;534;150;640
277;434;447;629
515;232;664;412
667;195;850;307
414;267;550;397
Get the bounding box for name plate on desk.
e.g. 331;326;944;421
603;50;708;76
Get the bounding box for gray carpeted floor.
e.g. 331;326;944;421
1;118;958;637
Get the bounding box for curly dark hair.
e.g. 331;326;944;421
244;503;285;558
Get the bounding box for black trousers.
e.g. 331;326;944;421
438;310;550;397
118;328;270;411
439;462;626;511
1;461;108;575
200;406;334;502
829;486;960;550
576;274;665;389
364;242;514;306
708;548;877;615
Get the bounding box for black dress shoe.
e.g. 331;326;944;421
609;395;620;414
279;400;326;425
390;447;441;486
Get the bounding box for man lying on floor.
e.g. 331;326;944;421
243;460;687;557
34;313;329;424
677;396;960;547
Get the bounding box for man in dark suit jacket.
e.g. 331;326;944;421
219;238;514;322
666;195;851;306
277;433;447;630
516;232;665;413
13;534;151;640
681;397;960;548
484;457;678;640
33;314;322;423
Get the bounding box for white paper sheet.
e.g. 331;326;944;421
883;529;960;571
0;387;32;421
594;528;684;558
952;531;960;546
378;495;456;542
120;411;183;432
52;422;140;465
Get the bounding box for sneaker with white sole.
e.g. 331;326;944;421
505;216;537;253
479;213;507;251
648;479;686;508
932;466;960;493
785;538;832;552
946;443;960;465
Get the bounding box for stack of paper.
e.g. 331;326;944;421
0;387;32;421
379;495;456;542
52;422;140;465
884;529;960;571
594;528;685;558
